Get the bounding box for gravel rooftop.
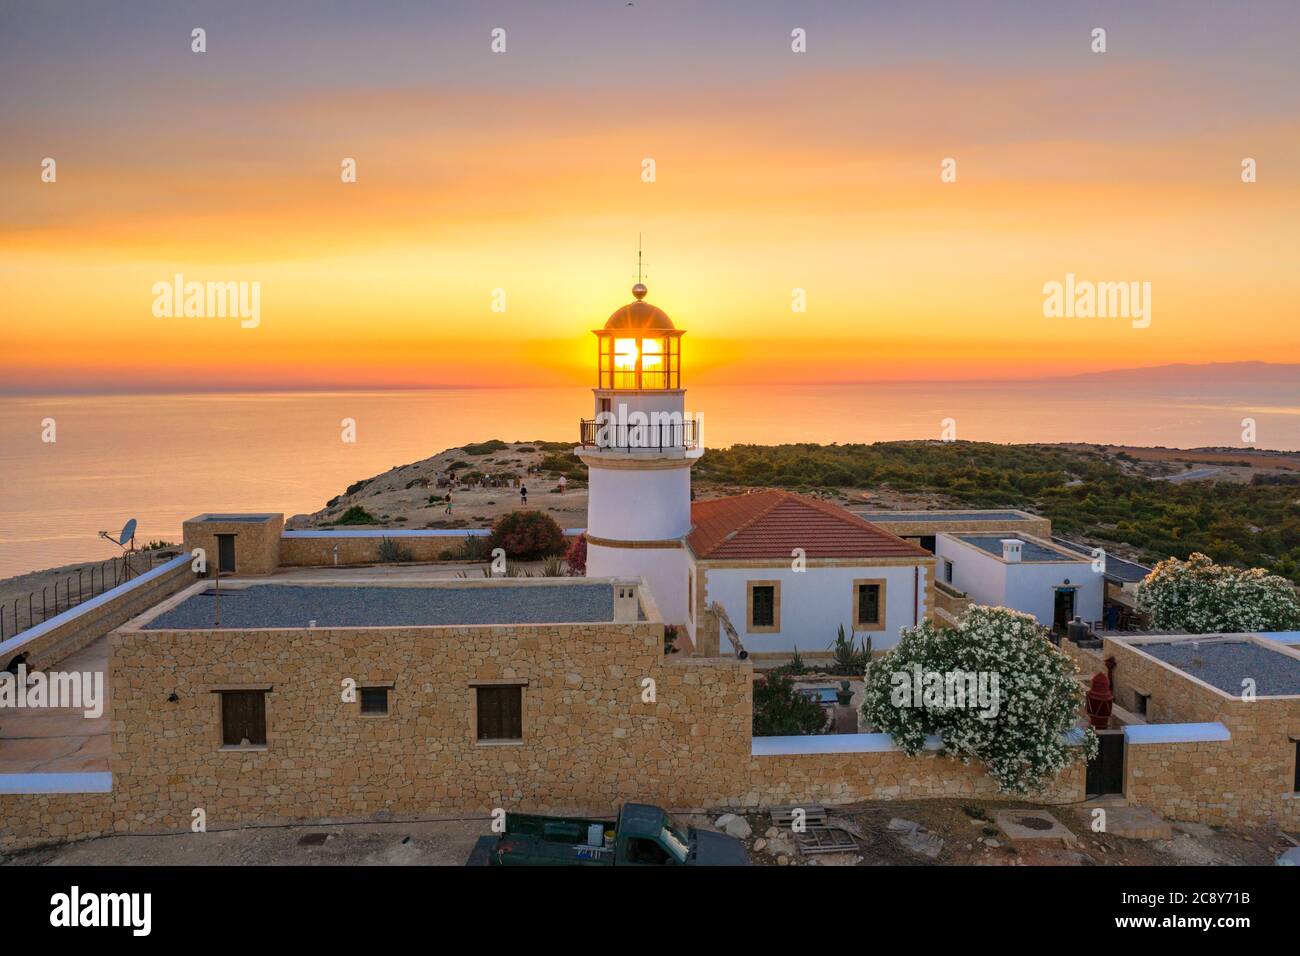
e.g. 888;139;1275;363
144;583;618;629
1140;640;1300;696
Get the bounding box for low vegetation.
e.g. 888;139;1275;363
486;510;567;560
861;605;1096;794
695;441;1300;582
333;505;378;526
1136;552;1300;633
752;671;828;737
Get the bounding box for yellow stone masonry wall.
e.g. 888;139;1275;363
1105;638;1300;827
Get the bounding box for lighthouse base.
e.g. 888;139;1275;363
585;539;688;627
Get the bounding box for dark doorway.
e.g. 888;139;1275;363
216;534;236;574
1085;730;1125;796
918;535;936;553
1052;587;1076;630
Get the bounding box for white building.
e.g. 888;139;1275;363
576;284;934;662
934;533;1104;630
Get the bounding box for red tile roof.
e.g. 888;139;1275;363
687;490;931;560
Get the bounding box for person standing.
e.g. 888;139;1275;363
444;490;453;515
520;484;528;506
558;475;567;495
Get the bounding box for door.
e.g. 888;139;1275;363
1053;587;1075;630
1085;729;1125;796
216;534;236;574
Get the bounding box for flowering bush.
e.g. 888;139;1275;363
861;605;1096;795
486;510;567;560
564;533;587;576
1135;552;1300;633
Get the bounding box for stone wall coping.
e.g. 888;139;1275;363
281;528;585;539
0;553;193;659
1110;634;1300;701
0;772;113;794
1123;722;1231;745
754;728;1093;757
752;732;944;756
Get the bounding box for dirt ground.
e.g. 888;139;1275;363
4;818;491;867
4;800;1286;866
719;799;1285;867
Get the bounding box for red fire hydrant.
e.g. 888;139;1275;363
1085;671;1114;731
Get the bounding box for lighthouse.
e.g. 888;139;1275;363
576;282;702;625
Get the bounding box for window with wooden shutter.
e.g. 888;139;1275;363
476;685;522;741
746;581;780;632
852;579;887;630
220;690;267;746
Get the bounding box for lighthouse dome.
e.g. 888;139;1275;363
603;284;676;331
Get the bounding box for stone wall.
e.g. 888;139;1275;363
747;751;1083;808
0;791;114;853
182;515;283;576
1105;637;1300;827
0;555;195;672
107;620;754;833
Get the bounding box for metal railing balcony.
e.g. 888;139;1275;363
579;418;699;451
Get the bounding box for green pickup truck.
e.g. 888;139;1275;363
466;803;749;866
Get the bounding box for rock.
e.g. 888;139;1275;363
777;854;790;866
765;826;780;839
899;828;943;859
1277;847;1300;866
714;813;751;839
887;817;919;834
753;839;766;852
984;839;1000;849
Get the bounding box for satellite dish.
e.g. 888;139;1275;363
118;518;138;546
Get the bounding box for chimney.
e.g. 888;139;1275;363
1001;539;1023;563
613;580;640;622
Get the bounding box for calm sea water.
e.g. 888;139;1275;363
1;382;1296;580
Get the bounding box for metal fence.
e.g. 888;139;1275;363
0;551;173;642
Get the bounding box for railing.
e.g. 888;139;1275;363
578;418;699;451
0;550;173;641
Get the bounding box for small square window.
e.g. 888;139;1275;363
360;686;389;716
943;559;953;583
476;685;523;741
220;690;266;747
1134;692;1150;717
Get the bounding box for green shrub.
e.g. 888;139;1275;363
753;672;827;737
861;605;1095;794
462;440;509;456
334;505;377;525
377;537;414;562
486;510;567;560
829;624;870;675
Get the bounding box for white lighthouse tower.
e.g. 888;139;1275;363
576;282;702;625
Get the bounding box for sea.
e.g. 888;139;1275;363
1;380;1296;580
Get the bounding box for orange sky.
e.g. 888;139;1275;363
3;3;1298;392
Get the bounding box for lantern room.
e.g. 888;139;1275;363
594;283;684;390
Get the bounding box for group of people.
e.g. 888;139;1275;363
440;475;566;515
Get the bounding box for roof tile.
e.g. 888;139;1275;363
687;490;930;560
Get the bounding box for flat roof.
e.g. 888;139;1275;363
956;535;1079;563
188;513;279;523
1138;639;1300;697
859;510;1033;522
143;583;622;629
1051;537;1151;583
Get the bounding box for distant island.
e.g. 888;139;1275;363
296;439;1300;584
1052;361;1300;385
